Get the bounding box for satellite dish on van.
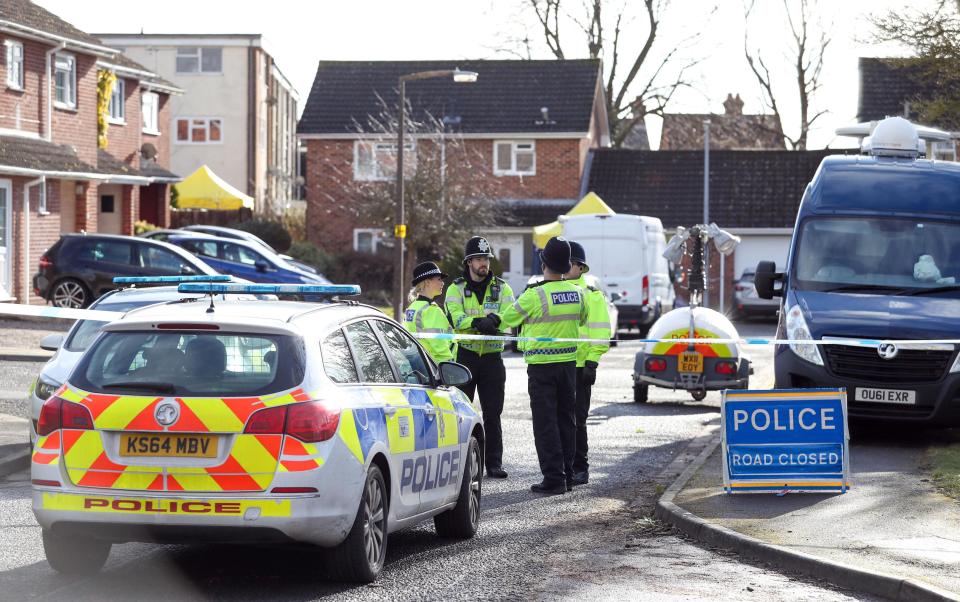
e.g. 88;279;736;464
863;117;920;158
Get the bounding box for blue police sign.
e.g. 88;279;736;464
721;388;849;494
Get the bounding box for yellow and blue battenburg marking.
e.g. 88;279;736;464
113;275;232;285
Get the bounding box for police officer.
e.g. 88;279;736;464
445;236;515;479
498;237;586;494
403;261;455;364
565;241;611;486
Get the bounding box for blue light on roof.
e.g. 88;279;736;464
177;283;362;296
113;275;232;284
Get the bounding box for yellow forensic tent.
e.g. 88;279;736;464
174;165;254;210
532;192;615;248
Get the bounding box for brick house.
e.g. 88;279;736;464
0;0;180;303
659;93;785;150
297;59;609;293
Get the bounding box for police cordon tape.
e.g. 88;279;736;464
0;303;955;348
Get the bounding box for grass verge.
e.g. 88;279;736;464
929;443;960;499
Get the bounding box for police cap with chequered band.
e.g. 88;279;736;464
463;236;495;263
569;241;589;273
540;236;572;274
412;261;448;285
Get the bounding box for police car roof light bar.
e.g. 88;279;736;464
177;283;363;296
113;275;232;285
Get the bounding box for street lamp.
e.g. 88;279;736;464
392;68;478;319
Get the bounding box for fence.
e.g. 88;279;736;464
170;208;252;229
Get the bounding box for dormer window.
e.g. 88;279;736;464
493;140;535;176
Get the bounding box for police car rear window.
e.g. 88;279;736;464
73;331;305;397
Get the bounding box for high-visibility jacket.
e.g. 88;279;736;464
568;276;612;367
499;279;587;364
404;296;455;363
444;275;515;355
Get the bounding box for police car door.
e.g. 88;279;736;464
341;320;422;520
370;320;460;514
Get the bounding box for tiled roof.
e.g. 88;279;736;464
660;113;784;150
585;149;844;228
857;57;926;123
0;0;107;49
0;135;97;173
139;158;180;181
494;198;577;227
298;60;601;135
97;149;144;177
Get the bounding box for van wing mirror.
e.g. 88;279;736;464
610;292;622;302
754;261;784;299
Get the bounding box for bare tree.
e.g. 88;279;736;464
524;0;705;147
873;1;960;130
744;0;831;150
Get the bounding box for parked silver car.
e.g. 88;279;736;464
733;269;779;319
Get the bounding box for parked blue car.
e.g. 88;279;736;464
166;234;331;290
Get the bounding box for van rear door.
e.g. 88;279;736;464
598;217;647;308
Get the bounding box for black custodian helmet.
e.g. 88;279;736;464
569;241;589;272
540;236;572;274
463;236;495;263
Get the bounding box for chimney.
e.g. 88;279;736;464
723;93;744;117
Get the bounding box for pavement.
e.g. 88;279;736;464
0;412;30;480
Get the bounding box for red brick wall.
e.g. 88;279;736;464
51;52;98;166
9;176;63;303
105;76;141;165
147;93;172;168
0;35;44;136
304;137;587;251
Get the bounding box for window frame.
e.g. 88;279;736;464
370;317;435;386
320;328;360;385
141;91;160;135
352;228;386;253
54;52;77;109
138;245;190;275
493;140;536;176
340;319;397;384
353;140;416;181
175;117;223;145
175;46;222;74
5;40;24;90
107;76;125;124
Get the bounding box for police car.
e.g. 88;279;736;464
31;283;484;582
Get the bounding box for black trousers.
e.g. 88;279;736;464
455;347;506;470
527;362;577;485
574;367;593;474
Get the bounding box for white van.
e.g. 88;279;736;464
559;214;675;334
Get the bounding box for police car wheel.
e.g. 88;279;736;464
633;384;648;403
42;529;111;575
324;464;388;583
434;435;481;539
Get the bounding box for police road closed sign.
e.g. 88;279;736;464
721;389;849;494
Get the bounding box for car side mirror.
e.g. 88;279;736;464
610;292;622;302
438;361;472;387
40;333;64;352
255;261;270;273
754;260;784;299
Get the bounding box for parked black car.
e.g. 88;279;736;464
33;233;220;308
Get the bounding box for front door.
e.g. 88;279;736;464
0;180;11;299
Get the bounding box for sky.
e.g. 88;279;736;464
35;0;923;150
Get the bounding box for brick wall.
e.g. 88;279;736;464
105;76;141;165
304;136;587;252
145;93;172;169
51;53;98;166
0;35;44;136
9;175;63;303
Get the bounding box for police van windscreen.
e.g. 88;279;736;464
72;331;306;397
794;217;960;293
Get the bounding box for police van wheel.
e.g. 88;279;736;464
324;465;388;583
633;384;648;403
434;436;481;539
42;529;111;575
691;389;707;401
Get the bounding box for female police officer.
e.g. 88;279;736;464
404;261;456;363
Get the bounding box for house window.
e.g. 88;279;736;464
176;47;222;73
142;92;160;134
175;118;222;144
933;141;957;162
354;141;416;181
100;195;115;213
498;248;511;272
353;228;385;253
108;77;124;122
5;40;23;90
54;53;76;108
493;140;536;176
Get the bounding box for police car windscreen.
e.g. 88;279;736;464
72;331;305;397
794;217;960;292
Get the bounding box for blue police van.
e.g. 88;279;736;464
756;117;960;426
